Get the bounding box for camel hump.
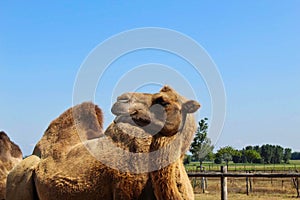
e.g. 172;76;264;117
0;131;23;200
6;155;40;200
0;131;22;160
33;102;104;159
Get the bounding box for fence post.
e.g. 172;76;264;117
292;177;300;198
201;166;206;193
297;177;300;198
246;176;249;195
293;170;300;198
250;177;253;193
221;166;228;200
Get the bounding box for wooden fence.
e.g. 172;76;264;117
188;166;300;200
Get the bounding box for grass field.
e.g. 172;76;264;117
185;160;300;172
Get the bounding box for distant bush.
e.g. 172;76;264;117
214;157;222;164
253;158;264;164
184;154;192;165
291;152;300;160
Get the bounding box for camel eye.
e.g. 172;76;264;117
153;97;170;107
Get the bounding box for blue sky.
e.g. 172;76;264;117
1;1;299;156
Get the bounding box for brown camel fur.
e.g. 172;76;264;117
6;85;200;200
0;131;22;199
148;86;199;200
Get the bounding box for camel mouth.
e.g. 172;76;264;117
131;117;151;127
113;114;130;123
114;113;151;127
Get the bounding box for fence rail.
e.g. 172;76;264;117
187;166;300;200
188;172;300;178
187;163;300;172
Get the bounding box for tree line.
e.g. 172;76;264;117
188;118;299;166
213;144;292;165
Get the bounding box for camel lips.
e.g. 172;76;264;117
114;115;130;123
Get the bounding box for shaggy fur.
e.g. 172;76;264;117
0;131;22;199
149;86;198;200
6;86;200;200
32;103;104;159
6;155;40;200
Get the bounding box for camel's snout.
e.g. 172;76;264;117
111;101;130;116
112;93;148;116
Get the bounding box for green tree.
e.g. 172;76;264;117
283;148;292;163
291;152;300;160
261;144;284;164
253;145;261;154
183;154;192;165
214;153;222;164
245;146;253;151
232;150;242;163
244;149;261;163
216;146;236;167
222;153;232;168
217;146;236;155
261;144;273;164
190;118;214;168
273;145;284;164
206;151;215;162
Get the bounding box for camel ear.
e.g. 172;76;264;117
160;85;173;92
182;100;200;113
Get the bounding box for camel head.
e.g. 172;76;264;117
111;85;200;137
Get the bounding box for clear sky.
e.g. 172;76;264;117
1;1;299;156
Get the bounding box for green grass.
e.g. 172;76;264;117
185;160;300;172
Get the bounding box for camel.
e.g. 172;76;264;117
0;131;22;199
6;85;200;200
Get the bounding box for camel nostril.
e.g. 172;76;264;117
117;94;131;103
118;99;129;103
